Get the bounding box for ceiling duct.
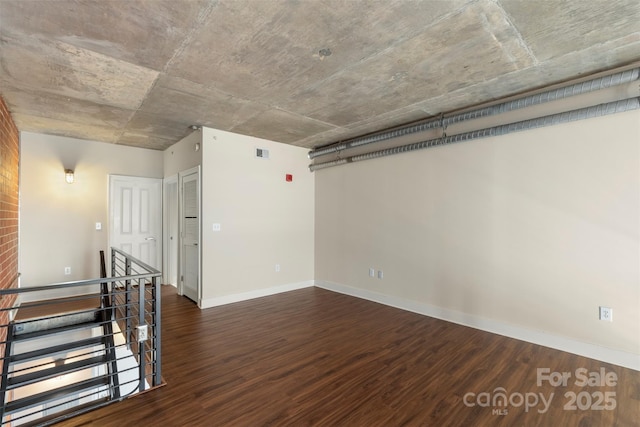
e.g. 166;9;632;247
309;98;640;172
308;66;640;163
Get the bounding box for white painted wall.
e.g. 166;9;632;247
19;132;163;297
163;130;203;289
19;111;639;371
199;127;314;306
163;130;202;178
315;110;640;367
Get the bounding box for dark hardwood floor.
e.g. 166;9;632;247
62;286;639;426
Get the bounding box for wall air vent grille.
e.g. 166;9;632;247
256;148;270;159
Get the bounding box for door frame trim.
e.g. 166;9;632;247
163;175;178;287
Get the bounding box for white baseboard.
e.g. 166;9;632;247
199;280;314;309
315;280;640;372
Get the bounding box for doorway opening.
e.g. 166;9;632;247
179;167;201;304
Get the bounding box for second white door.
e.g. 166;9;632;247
180;167;200;303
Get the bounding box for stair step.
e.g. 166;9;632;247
15;296;102;322
14;310;99;336
4;376;110;415
19;396;111;427
12;320;101;342
9;336;106;364
7;355;108;390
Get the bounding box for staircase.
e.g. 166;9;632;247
0;304;119;426
0;248;162;426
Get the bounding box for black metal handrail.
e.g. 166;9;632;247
0;248;162;426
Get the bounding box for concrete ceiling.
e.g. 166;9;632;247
1;0;639;151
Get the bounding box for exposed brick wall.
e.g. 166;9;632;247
0;96;19;370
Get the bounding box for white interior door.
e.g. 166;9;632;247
109;175;162;269
180;167;200;303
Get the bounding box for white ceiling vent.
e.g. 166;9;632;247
256;148;270;159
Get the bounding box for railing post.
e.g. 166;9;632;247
138;278;146;392
152;276;162;386
125;257;132;349
111;248;116;277
110;248;117;321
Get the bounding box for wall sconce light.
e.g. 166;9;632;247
65;169;74;184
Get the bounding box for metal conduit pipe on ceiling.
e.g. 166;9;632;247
308;66;640;160
309;97;640;172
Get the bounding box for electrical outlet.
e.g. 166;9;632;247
275;264;280;272
64;267;71;275
599;306;613;322
369;268;375;277
137;324;148;342
377;270;383;279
